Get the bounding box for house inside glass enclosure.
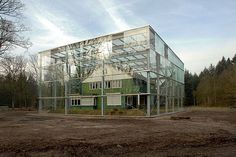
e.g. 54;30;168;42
38;25;184;116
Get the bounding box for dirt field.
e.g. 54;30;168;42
0;108;236;157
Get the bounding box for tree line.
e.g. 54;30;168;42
0;55;38;108
185;54;236;107
1;54;236;108
0;0;35;108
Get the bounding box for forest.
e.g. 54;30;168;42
0;55;38;108
185;54;236;107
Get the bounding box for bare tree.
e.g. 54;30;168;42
0;54;27;108
28;54;38;80
0;0;31;56
0;54;26;76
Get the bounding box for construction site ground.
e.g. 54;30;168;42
0;107;236;157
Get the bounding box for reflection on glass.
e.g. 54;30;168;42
38;26;184;116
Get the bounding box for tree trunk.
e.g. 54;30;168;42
12;99;14;109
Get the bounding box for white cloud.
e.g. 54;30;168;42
98;0;131;31
20;0;146;55
34;14;78;47
21;1;90;53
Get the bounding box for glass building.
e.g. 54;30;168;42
38;25;184;116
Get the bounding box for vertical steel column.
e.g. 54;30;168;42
64;81;68;115
156;54;160;115
38;54;42;113
53;81;57;111
64;51;69;115
101;59;105;116
164;56;168;113
177;84;180;111
172;80;175;112
147;71;150;117
165;80;168;113
147;29;151;117
157;75;160;115
181;85;184;109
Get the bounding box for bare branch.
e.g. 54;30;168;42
0;54;27;77
0;0;24;18
0;0;30;56
28;54;38;79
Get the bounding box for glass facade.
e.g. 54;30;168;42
38;25;184;116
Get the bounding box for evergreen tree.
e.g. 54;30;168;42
215;57;227;75
184;70;199;106
196;54;236;107
231;53;236;64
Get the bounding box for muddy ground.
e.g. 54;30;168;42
0;108;236;157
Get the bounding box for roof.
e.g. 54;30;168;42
83;64;146;83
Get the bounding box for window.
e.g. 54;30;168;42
71;98;80;106
92;82;96;89
112;80;122;88
112;80;116;88
105;81;111;89
89;82;102;89
108;81;111;88
98;82;101;88
107;93;121;106
90;80;122;89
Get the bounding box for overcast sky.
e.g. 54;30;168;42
21;0;236;74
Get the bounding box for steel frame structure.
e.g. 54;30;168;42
38;25;184;116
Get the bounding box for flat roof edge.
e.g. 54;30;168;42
38;25;150;54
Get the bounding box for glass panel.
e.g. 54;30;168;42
38;26;184;116
155;34;165;56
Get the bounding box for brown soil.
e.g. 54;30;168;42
0;108;236;157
